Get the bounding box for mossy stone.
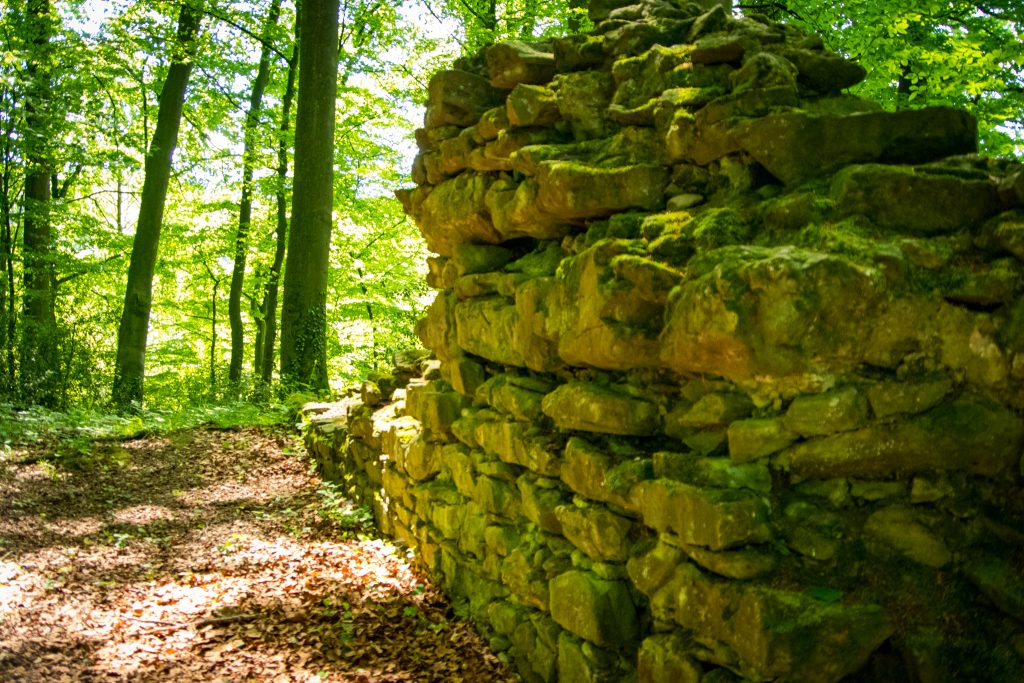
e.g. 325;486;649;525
549;570;639;647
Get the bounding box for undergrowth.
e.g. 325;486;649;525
0;400;292;470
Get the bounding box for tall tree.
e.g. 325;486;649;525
279;0;340;392
228;0;282;387
20;0;59;406
254;23;299;383
112;0;204;410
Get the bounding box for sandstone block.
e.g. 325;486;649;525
637;634;701;683
863;506;951;568
864;376;953;419
485;41;556;89
425;69;505;128
833;164;1001;234
506;84;561;127
555;503;634;562
784;387;869;437
541;381;662;436
633;478;772;550
779;395;1024;479
536;161;668;219
549;570;639;647
727;417;798;463
734;107;978;185
562;437;651;511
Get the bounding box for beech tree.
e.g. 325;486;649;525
279;0;340;391
19;0;60;405
228;0;282;388
112;0;204;410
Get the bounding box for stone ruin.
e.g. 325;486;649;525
305;0;1024;680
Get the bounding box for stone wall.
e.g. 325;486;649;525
307;0;1024;680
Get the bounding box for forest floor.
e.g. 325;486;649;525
0;426;518;682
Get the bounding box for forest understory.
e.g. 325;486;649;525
0;427;516;682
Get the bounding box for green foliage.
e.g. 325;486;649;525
0;399;289;470
317;480;375;534
749;0;1024;157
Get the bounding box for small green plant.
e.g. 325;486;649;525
317;481;374;534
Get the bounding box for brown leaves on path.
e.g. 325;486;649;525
0;427;519;682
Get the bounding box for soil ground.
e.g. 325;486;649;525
0;427;518;682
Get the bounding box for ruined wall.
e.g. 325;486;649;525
308;0;1024;680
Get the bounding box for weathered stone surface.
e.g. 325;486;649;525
667;392;753;431
676;541;778;580
630;555;892;683
562;437;651;511
486;41;556;89
554;71;614;139
400;435;443;481
417;173;499;256
863;506;952;568
633;478;771;550
784;387;869;437
555;502;634;562
549;570;639;647
660;246;887;386
425;69;505;128
536;161;668;219
727;417;798;463
864;376;953;419
655;453;772;494
485;177;571;242
542;381;662;436
977;209;1024;261
474;418;563;477
475;374;547;421
506;84;561;127
555;242;666;370
518;475;569;535
963;554;1024;622
781;47;867;92
637;634;701;683
405;380;467;437
833;164;1002;235
734;107;977;185
780;395;1024;479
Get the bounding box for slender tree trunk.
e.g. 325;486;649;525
228;0;281;388
0;92;13;392
112;2;203;411
279;0;339;392
256;30;299;384
20;0;59;406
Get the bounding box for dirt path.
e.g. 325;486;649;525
0;427;517;682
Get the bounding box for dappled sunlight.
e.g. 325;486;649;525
112;504;178;527
0;427;514;681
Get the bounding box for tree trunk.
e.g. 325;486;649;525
0;88;14;393
20;0;59;406
112;1;203;411
228;0;281;388
279;0;339;392
255;19;299;383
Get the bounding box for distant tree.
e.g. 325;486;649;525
112;0;204;411
228;0;282;389
19;0;60;406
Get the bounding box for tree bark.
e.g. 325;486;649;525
279;0;339;392
228;0;281;388
20;0;59;406
255;17;299;383
112;1;203;411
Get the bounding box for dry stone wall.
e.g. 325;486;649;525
307;0;1024;680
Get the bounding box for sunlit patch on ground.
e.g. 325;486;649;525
0;428;517;682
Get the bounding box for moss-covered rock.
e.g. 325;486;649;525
542;381;662;436
633;478;772;550
485;41;557;89
779;395;1024;479
550;570;639;647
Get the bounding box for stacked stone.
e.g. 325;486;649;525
315;0;1024;681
